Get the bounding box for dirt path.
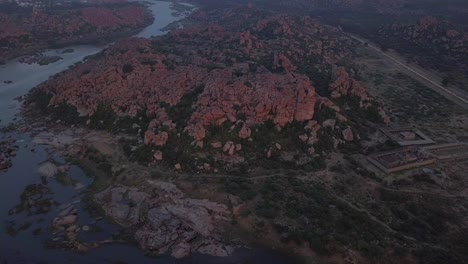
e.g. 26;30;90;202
346;33;468;109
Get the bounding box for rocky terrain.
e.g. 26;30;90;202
19;3;468;264
94;183;232;258
0;1;153;61
215;0;468;90
29;7;387;174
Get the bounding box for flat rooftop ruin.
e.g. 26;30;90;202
422;143;468;160
368;147;436;174
381;127;434;146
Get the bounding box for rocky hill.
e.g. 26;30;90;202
0;2;153;61
29;7;387;174
20;5;468;264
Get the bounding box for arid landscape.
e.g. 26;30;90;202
1;0;467;263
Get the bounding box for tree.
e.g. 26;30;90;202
442;76;452;87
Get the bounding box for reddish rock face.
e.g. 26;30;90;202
185;70;316;141
145;131;169;146
33;7;382;169
329;67;368;100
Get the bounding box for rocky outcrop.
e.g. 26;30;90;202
94;186;148;226
37;162;58;177
31;7;381;170
185;71;317;141
144;131;169;146
94;182;231;258
342;127;354;141
329;67;368;100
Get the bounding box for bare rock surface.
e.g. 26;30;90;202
94;181;231;258
38;162;58;177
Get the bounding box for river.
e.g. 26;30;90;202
0;1;294;263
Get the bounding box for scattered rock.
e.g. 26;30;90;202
211;142;222;148
223;141;234;153
94;183;231;258
38;162;58;177
322;119;336;129
342;127;354;142
153;150;163;161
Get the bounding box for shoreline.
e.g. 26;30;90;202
14;107;301;262
0;2;155;63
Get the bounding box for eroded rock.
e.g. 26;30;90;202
94;182;231;258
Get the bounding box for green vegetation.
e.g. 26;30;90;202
335;95;383;124
55;172;78;186
164;84;205;128
382;73;455;121
243;176;392;258
9;184;53;216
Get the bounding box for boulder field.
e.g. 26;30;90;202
31;7;387;171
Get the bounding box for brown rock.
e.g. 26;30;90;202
329;67;370;102
153;151;163;161
223;141;234;153
342;127;354;141
228;144;235;156
238;124;251;139
322;119;336;129
299;134;308;142
211;142;222;148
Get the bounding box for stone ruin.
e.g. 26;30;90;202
367;147;436;174
381;127;434;146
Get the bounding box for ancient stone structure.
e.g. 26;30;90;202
368;147;436;173
381;127;434;146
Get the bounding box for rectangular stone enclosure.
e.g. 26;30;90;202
368;147;436;174
381;127;434;146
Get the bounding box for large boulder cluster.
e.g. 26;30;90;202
33;7;385;169
94;182;232;258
